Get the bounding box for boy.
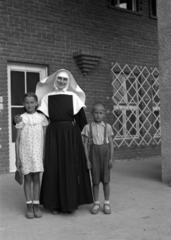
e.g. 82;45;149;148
81;102;114;214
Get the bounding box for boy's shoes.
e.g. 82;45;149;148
26;204;34;219
103;204;111;214
91;203;100;214
33;204;42;218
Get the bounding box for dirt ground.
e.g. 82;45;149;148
1;156;171;240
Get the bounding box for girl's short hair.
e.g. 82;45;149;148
22;92;38;103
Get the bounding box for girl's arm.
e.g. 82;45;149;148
15;128;21;170
108;136;114;169
83;136;91;170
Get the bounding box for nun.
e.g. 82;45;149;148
36;69;93;214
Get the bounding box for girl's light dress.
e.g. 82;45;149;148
16;112;48;175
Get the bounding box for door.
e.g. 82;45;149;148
8;64;47;172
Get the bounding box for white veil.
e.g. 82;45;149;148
36;69;86;104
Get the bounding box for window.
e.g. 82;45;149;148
110;0;139;12
111;63;160;147
153;108;161;137
150;0;157;18
113;74;139;139
152;79;160;137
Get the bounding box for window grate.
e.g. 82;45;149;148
111;63;160;147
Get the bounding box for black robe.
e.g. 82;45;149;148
40;94;93;211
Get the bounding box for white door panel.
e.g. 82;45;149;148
8;64;47;172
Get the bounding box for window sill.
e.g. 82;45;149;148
114;135;140;140
150;15;157;20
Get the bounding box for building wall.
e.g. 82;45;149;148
158;0;171;182
0;0;159;173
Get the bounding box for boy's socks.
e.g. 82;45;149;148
26;201;32;204
33;200;40;204
93;201;100;209
104;200;110;210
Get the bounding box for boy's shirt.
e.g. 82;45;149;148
81;121;114;145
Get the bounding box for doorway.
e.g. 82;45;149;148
8;63;47;172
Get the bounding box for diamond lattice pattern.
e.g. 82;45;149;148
111;63;160;147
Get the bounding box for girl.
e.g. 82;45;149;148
15;92;48;219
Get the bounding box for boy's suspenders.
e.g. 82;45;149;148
89;123;93;146
103;123;107;144
89;123;107;145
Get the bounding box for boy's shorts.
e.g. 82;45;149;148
90;144;110;184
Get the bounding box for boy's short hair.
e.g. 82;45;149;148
92;102;106;112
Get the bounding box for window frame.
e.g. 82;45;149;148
113;73;139;140
114;105;139;139
151;74;160;137
109;0;142;15
149;0;157;19
152;106;161;138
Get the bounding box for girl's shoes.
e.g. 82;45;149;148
25;204;42;219
33;204;42;218
26;204;34;219
103;204;111;214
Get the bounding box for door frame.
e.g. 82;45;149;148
8;63;48;172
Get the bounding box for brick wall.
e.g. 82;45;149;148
0;0;159;172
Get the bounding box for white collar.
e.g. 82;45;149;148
54;88;67;92
92;121;106;127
